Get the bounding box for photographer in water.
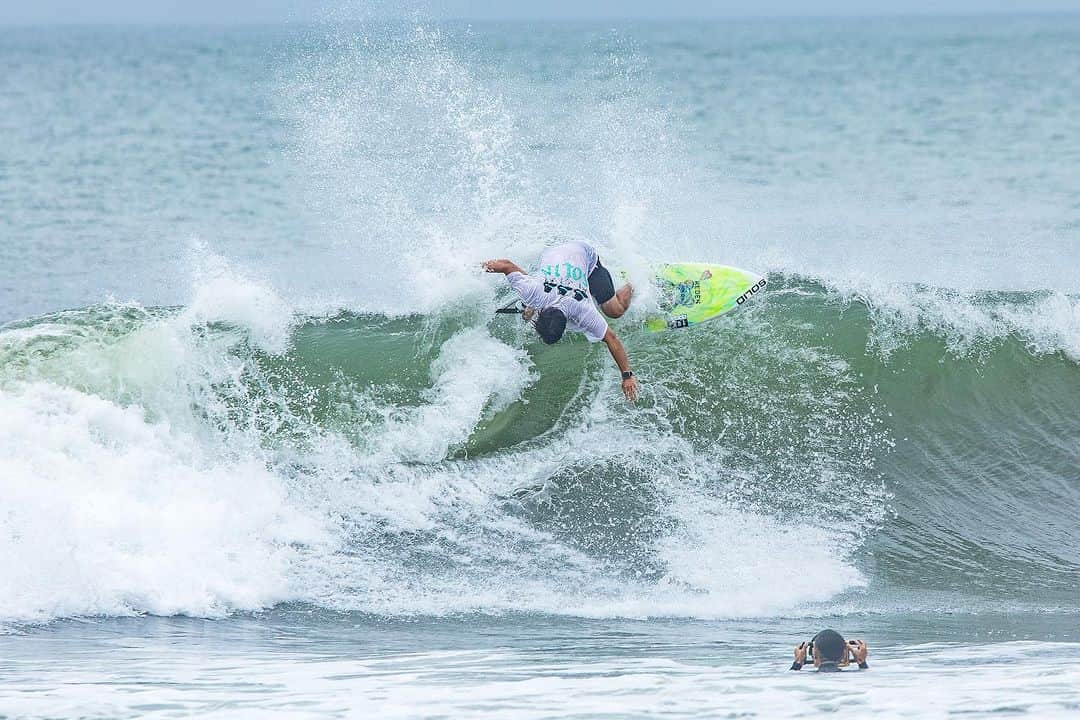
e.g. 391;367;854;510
790;629;869;671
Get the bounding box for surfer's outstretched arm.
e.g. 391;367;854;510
482;259;525;275
602;328;638;402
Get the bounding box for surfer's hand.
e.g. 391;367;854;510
621;375;638;402
848;640;868;665
482;259;523;275
794;643;808;664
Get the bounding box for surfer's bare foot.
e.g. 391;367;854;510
601;283;633;318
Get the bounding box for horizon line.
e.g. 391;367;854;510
2;9;1079;28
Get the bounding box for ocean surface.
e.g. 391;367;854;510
2;13;1080;718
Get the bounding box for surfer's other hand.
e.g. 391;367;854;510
621;376;638;402
482;259;523;275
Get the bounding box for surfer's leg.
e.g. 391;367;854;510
600;283;633;318
589;259;630;318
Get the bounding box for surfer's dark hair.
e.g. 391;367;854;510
535;307;567;344
811;629;846;666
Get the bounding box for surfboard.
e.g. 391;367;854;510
643;263;767;332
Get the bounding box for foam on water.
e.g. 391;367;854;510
373;327;535;464
6;621;1080;719
808;273;1080;362
0;249;340;624
184;241;297;356
0;382;327;623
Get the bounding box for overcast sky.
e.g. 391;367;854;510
1;0;1078;25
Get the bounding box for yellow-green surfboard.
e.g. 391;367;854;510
644;263;767;332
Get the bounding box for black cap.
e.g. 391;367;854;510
535;307;567;344
812;629;846;666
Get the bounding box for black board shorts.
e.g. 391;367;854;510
588;258;616;304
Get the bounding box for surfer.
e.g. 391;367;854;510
483;241;638;402
790;629;869;672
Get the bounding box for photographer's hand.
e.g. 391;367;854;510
791;642;808;670
848;639;869;668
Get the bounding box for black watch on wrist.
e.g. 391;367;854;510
621;370;634;380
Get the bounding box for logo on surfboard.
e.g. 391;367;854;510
736;278;767;305
645;264;768;333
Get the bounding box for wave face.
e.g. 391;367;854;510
3;269;1078;624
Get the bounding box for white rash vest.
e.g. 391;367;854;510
506;242;609;343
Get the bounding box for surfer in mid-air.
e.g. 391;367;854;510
483;241;638;402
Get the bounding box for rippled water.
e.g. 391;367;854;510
3;613;1080;718
2;13;1079;719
